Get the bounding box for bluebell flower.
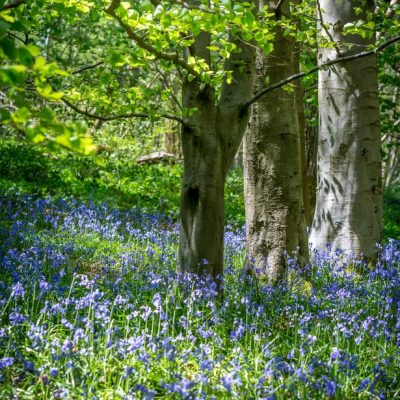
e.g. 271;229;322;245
141;306;152;321
9;311;25;324
11;282;25;298
152;293;162;310
324;379;337;396
330;347;340;360
357;379;371;392
230;320;246;341
0;357;14;369
221;371;241;391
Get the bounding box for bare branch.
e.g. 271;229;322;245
105;0;199;77
153;63;182;110
72;61;104;75
316;0;342;56
0;0;25;11
60;95;186;125
244;35;400;110
7;31;26;44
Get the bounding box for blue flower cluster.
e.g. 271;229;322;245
0;195;399;399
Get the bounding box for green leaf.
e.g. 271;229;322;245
0;10;15;22
36;84;64;100
11;107;30;123
0;108;11;122
17;46;34;66
0;20;9;35
26;45;40;57
109;52;125;67
39;107;55;122
0;64;26;84
244;11;254;26
0;37;16;59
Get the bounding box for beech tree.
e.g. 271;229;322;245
243;0;308;282
104;0;266;282
310;0;383;259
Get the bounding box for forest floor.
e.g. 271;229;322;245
0;193;399;399
0;140;399;399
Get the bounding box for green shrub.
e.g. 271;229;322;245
1;139;398;239
383;184;400;240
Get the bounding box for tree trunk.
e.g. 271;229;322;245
178;27;255;283
243;0;308;283
178;84;225;278
310;0;382;259
232;140;244;170
294;45;312;227
305;105;318;219
163;118;182;158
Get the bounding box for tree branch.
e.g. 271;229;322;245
72;61;104;75
153;63;182;110
243;35;400;110
316;0;342;56
0;0;25;11
7;31;26;44
60;95;186;125
105;0;199;77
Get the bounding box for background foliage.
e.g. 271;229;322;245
0;138;398;239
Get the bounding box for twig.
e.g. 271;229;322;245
316;0;342;56
154;63;182;110
7;31;26;44
72;61;104;75
60;95;186;125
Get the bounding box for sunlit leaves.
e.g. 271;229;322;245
0;1;95;155
343;20;376;39
105;0;277;89
51;0;95;13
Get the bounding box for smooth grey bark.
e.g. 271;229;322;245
310;0;382;258
178;28;255;282
243;0;308;283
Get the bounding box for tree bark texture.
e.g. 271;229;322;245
294;46;313;227
310;0;382;258
178;28;255;281
243;0;308;283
